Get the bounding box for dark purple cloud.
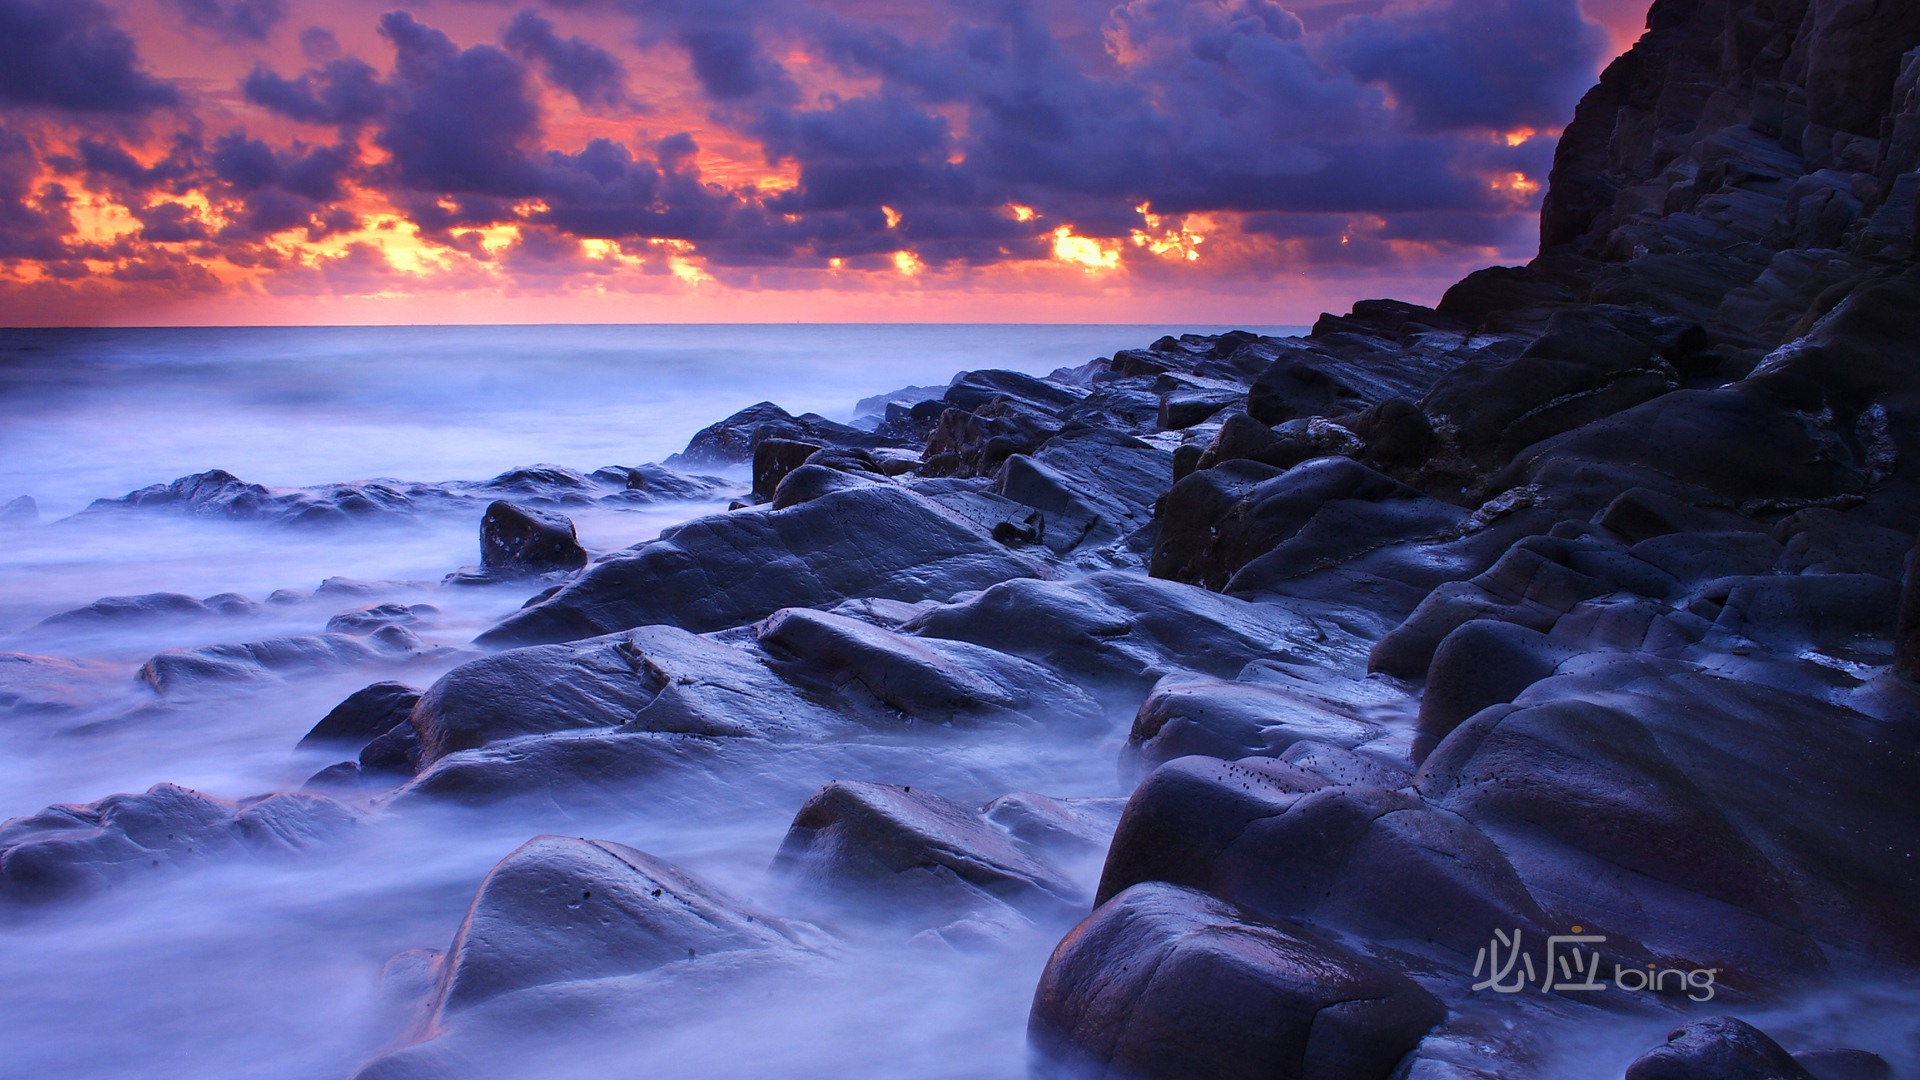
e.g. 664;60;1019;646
503;10;632;109
243;57;388;128
0;0;178;114
374;12;542;196
1325;0;1605;131
163;0;287;43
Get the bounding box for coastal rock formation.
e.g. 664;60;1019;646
7;2;1920;1076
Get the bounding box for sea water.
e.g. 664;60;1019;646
0;323;1291;1079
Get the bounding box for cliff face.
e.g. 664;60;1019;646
1540;0;1920;341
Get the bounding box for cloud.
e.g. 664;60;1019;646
243;57;388;128
163;0;287;43
503;10;633;110
1324;0;1605;132
0;129;75;259
373;12;543;197
0;0;178;114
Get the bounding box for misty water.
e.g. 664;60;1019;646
4;324;1908;1078
0;323;1277;1078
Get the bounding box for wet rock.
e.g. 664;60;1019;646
429;836;815;1018
771;781;1084;924
39;592;211;629
412;625;841;761
1417;658;1920;984
1899;538;1920;679
1158;387;1242;430
904;571;1307;690
299;681;421;748
0;495;37;526
479;501;588;577
201;592;261;617
1792;1048;1894;1080
0;783;354;904
1124;674;1380;776
138;632;422;696
668;401;869;468
1245;355;1368;425
921;399;1062;479
1029;881;1444;1080
1625;1016;1814;1080
478;485;1047;647
1097;758;1555;957
751;438;824;501
755;607;1101;729
943;369;1085;414
326;603;438;635
1350;397;1432;465
1154;456;1453;594
1415;620;1576;760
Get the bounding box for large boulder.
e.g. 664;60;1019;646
770;781;1084;926
1029;882;1444;1080
477;485;1048;646
429;836;814;1019
754;607;1102;730
1624;1016;1814;1080
479;501;588;576
299;681;421;748
0;783;354;904
410;625;845;762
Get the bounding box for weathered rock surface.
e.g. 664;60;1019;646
478;501;588;577
770;781;1085;927
477;484;1048;646
1029;882;1445;1080
0;783;354;904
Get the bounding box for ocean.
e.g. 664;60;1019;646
0;322;1296;1079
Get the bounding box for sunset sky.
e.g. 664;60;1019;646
0;0;1649;325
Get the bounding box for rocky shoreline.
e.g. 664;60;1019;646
6;0;1920;1075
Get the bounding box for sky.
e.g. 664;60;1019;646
0;0;1650;325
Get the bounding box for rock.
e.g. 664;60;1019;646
1029;882;1445;1080
359;721;425;777
325;603;437;635
1792;1049;1894;1080
1350;397;1432;465
0;495;36;526
921;399;1061;479
904;571;1307;691
1098;757;1557;958
942;369;1085;414
1245;355;1367;425
771;781;1084;924
0;783;354;904
668;401;869;467
201;592;261;617
1154;456;1454;594
751;438;824;501
477;485;1047;647
1624;1016;1814;1080
479;501;588;577
754;607;1102;730
1899;537;1920;679
429;836;813;1018
1158;387;1242;430
38;592;212;629
1415;620;1575;760
299;681;422;748
1124;674;1380;776
412;625;842;762
138;633;422;696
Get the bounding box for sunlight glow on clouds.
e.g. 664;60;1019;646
0;0;1636;324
